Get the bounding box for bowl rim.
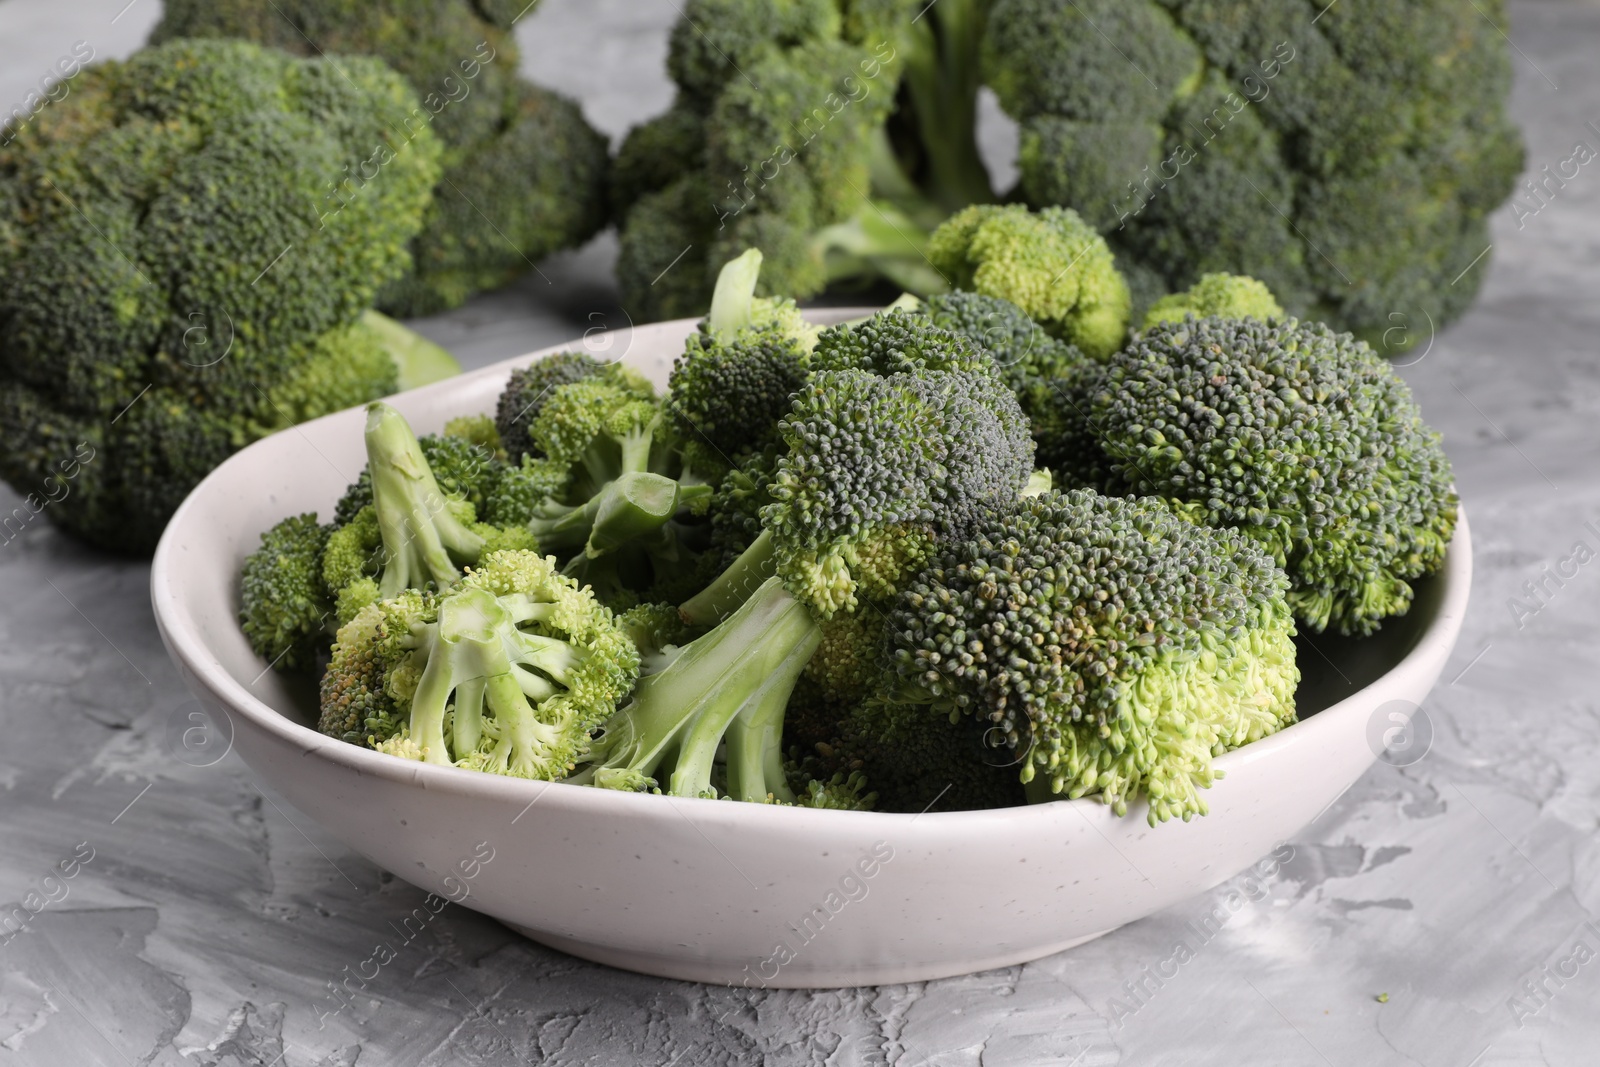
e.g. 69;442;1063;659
150;323;1475;832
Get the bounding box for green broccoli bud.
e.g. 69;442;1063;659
239;513;334;673
1142;273;1284;331
889;489;1299;824
1094;316;1458;635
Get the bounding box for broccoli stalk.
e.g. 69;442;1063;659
365;403;487;599
897;0;996;213
586;576;818;801
678;528;775;627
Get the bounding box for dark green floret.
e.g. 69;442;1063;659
239;514;334;673
0;38;445;551
888;489;1299;824
911;289;1092;464
1092;316;1458;636
664;249;816;477
495;352;607;463
576;321;1035;803
152;0;610;315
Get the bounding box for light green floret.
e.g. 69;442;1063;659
888;489;1299;825
319;550;640;780
321;403;535;625
926;204;1131;358
1044;599;1299;824
700;248;821;353
1142;273;1284;331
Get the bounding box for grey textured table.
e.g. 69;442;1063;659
0;2;1595;1064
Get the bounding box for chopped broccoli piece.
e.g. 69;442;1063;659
318;550;640;778
238;514;334;673
1091;316;1458;635
1143;273;1284;331
889;489;1299;823
495;352;607;463
926;204;1131;358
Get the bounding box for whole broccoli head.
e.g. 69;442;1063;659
614;1;907;321
0;39;444;552
152;0;610;316
982;0;1523;347
889;489;1300;824
926;204;1131;358
319;549;640;779
1093;316;1458;635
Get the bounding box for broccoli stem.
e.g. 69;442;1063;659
409;586;517;765
589;576;821;799
365;403;484;599
788;132;951;295
706;248;764;341
530;471;697;558
721;643;810;803
900;0;996;213
678;528;777;626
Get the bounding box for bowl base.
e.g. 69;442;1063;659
501;923;1120;988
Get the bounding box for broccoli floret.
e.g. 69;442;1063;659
239;514;334;673
318;550;640;778
333;426;507;528
926;204;1131;358
0;39;444;552
666;334;809;477
679;311;1034;625
664;249;816;477
888;489;1299;824
513;369;712;576
328;403;534;609
911;289;1096;469
495;352;606;463
577;327;1034;803
1142;273;1284;331
982;0;1523;347
615;6;903;320
152;0;609;316
1092;316;1459;635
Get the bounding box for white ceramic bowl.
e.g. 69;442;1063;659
152;312;1472;988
